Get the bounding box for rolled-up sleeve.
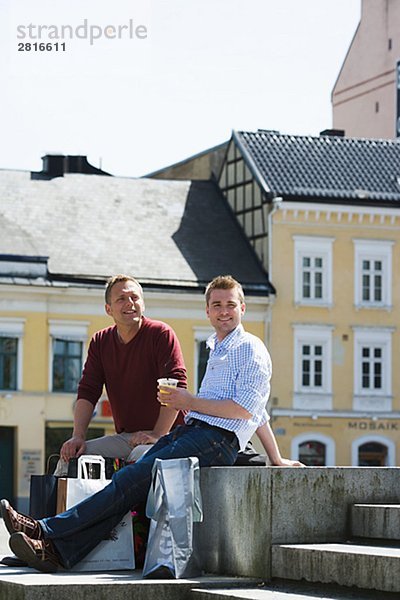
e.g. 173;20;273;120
232;340;271;417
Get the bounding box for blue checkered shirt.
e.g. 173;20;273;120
185;324;271;451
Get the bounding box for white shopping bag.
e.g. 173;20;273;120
65;455;135;572
142;457;203;579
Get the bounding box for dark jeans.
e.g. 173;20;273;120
39;423;239;568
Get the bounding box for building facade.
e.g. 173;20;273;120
218;129;400;467
332;0;400;139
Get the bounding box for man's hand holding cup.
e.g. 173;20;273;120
157;377;179;406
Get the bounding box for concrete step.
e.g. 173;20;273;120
191;580;400;600
271;542;400;593
0;566;261;600
352;504;400;540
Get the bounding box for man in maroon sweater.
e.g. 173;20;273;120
55;274;186;474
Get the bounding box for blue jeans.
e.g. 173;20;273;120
40;423;239;568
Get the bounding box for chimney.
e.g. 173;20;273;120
41;154;65;178
319;129;345;137
31;154;111;180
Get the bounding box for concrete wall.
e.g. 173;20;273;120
198;466;400;579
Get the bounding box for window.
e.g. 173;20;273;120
292;432;335;466
294;236;334;305
354;239;393;308
351;435;395;466
302;256;323;299
301;344;323;388
358;442;387;466
361;346;382;391
298;440;326;466
293;325;333;410
0;338;17;390
362;258;382;302
49;320;89;393
0;318;25;391
52;339;82;392
193;327;213;392
353;327;393;412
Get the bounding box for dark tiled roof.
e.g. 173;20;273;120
0;170;271;294
234;130;400;203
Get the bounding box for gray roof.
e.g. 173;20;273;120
234;130;400;204
0;169;271;294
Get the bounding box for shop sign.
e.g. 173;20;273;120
347;421;398;431
293;422;332;428
20;449;42;494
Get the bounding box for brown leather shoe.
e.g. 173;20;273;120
1;499;42;539
9;532;62;573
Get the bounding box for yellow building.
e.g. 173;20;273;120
218;129;400;467
0;154;271;510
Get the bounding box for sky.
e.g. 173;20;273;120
0;0;361;178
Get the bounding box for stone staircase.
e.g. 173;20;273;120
271;503;400;593
3;468;400;599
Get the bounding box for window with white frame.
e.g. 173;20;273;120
0;318;25;391
351;435;395;466
291;432;335;466
0;338;18;390
193;327;213;392
293;236;334;305
361;346;383;392
53;339;83;392
353;328;393;412
49;320;89;393
353;239;393;308
293;325;333;410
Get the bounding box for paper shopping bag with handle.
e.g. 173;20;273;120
29;454;60;519
63;455;135;571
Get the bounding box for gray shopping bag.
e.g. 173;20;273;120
142;457;203;578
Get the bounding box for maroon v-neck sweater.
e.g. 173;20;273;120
77;317;187;432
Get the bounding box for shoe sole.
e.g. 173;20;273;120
9;533;59;573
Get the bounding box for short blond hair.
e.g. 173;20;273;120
105;275;143;304
205;275;245;305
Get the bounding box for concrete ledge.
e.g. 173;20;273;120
191;581;400;600
271;542;400;593
3;466;400;596
0;566;261;600
352;504;400;540
198;467;400;579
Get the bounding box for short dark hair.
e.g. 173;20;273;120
205;275;245;305
105;275;143;304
